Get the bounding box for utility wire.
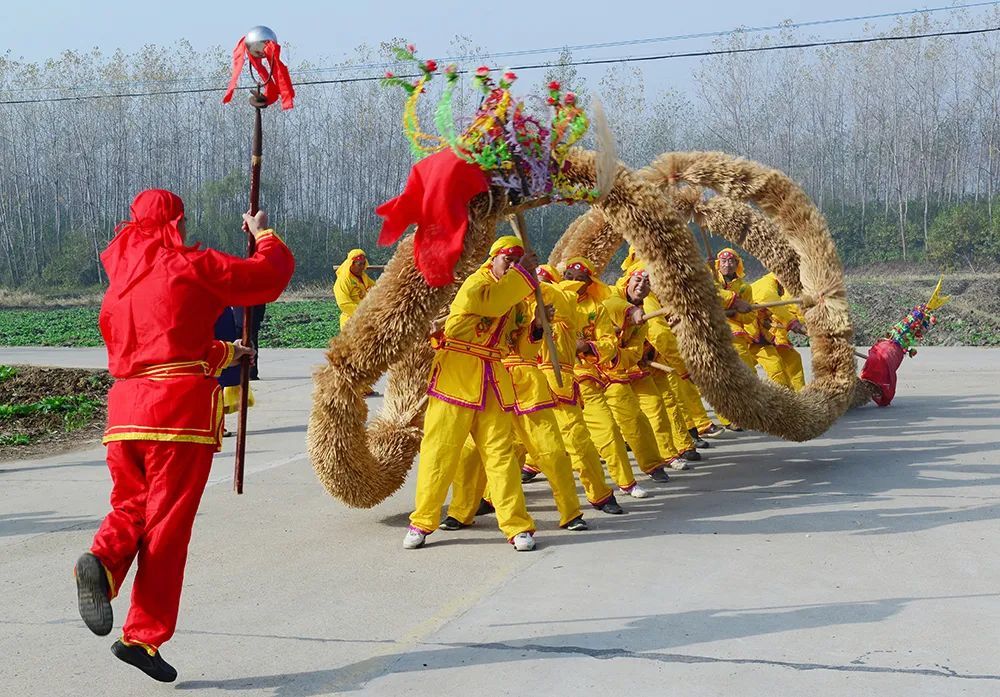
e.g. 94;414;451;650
1;24;997;106
6;0;998;94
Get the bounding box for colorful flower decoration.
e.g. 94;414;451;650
885;279;950;353
380;44;600;203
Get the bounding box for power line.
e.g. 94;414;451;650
4;0;998;95
1;24;997;106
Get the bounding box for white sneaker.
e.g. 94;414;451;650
512;532;536;551
668;457;691;471
402;528;426;549
625;483;650;499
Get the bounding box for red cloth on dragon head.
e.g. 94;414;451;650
101;189;198;299
860;338;906;407
375;149;490;288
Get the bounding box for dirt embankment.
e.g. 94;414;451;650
846;274;1000;347
0;366;113;461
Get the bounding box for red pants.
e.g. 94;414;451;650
90;440;214;649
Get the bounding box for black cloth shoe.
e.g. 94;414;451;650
648;467;671;483
111;640;177;683
689;428;710;448
521;469;539;484
563;515;588;531
439;516;468;531
680;449;702;462
596;497;624;515
75;552;112;636
475;499;495;516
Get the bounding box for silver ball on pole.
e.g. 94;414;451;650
245;26;278;57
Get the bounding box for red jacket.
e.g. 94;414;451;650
98;189;295;447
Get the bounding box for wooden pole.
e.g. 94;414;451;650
641;306;673;322
749;297;803;311
234;91;266;495
509;212;563;388
647;360;674;374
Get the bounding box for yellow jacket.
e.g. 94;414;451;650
532;281;583;405
713;248;758;342
563;281;619;387
427;263;537;410
601;295;650;384
717;276;757;342
502;298;558;414
333;248;376;329
750;272;801;348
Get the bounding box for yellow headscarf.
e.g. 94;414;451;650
715;247;745;278
536;263;562;284
620;245;641;271
561;256;611;301
335;248;374;285
489;235;525;258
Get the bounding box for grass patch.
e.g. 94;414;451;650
259;301;340;349
1;366;113;458
0;307;102;346
0;394;101;430
0;433;31;446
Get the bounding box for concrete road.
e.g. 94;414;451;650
1;347;998;696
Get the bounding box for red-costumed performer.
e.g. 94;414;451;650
73;190;294;682
859;279;949;407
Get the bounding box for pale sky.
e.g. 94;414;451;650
8;0;987;88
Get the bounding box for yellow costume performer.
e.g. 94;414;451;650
333;248;376;330
526;265;624;512
405;237;538;550
443;284;587;530
617;263;700;467
714;248;790;388
618;248;721;442
561;258;651;497
751;272;806;390
601;292;676;479
564;257;666;490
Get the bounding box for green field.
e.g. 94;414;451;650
1;277;997;349
0;301;343;349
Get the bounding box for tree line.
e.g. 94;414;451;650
1;9;999;291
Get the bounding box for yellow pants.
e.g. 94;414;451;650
752;343;792;388
777;345;805;390
512;411;582;526
411;391;534;540
717;339;757;426
553;402;616;506
603;381;666;475
630;374;682;460
652;371;695;453
445;439;486;524
525;401;616;507
675;374;713;432
450;411;584;527
578;380;638;490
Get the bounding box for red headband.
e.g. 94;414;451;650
536;268;554;282
717;251;738;260
630;269;649;278
565;262;590;274
352;254;366;262
493;246;524;258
